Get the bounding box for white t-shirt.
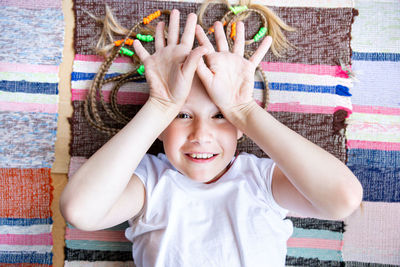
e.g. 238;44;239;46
125;152;293;267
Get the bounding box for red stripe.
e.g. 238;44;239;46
347;140;400;151
0;168;52;218
75;54;131;63
261;62;350;78
71;88;149;105
287;237;343;250
0;233;53;246
352;105;400;115
65;228;129;242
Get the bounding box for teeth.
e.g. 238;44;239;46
189;153;214;159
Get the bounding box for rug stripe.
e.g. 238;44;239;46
0;102;58;114
0;218;53;226
0;7;64;65
0;245;52;253
1;0;62;9
348;149;400;168
351;0;400;53
65;228;128;242
0;224;52;235
0;168;52;218
0;112;57;168
352;105;400;116
66;240;131;252
0;92;58;104
0;81;58;95
65;248;132;261
0;233;52;246
0;63;59;74
0;72;59;83
352;52;400;62
343;202;400;265
350;60;400;108
0;251;53;264
287;247;342;261
65;262;135;267
347;140;400;151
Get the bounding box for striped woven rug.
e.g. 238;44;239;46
66;0;398;266
0;0;64;266
342;0;400;266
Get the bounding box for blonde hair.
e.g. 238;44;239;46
84;2;294;135
197;0;295;57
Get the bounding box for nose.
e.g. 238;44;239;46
188;118;213;144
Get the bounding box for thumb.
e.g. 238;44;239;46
181;47;208;81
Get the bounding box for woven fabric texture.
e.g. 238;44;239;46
0;0;64;265
342;0;400;265
68;0;357;266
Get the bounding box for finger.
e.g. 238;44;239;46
181;46;209;80
155;21;166;50
167;9;180;45
195;24;215;53
249;36;272;65
180;13;197;46
214;21;229;52
232;21;244;56
133;39;150;61
196;57;213;89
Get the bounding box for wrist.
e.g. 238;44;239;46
146;97;182;119
222;100;260;129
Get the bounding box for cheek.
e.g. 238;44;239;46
162;124;186;152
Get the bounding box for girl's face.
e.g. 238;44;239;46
159;75;242;183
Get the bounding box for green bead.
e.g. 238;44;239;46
137;65;145;75
230;5;248;14
253;27;267;42
137;34;154;42
119;47;134;57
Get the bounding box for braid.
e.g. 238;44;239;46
84;2;293;135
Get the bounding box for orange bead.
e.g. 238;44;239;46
114;40;123;46
230;22;236;40
125;39;134;45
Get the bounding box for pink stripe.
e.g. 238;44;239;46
0;62;59;73
267;103;336;114
260;62;350;78
287;237;343;250
0;233;53;246
0;102;58;113
75;54;131;63
71;89;149;105
65;228;129;242
347;140;400;151
352;105;400;115
1;0;61;9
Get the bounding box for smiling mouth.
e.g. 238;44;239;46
185;153;218;161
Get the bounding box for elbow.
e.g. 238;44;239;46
59;193;99;231
331;175;364;220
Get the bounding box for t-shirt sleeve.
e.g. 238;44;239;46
252;154;289;219
134;153;169;193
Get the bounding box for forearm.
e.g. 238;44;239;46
60;99;179;223
227;101;362;216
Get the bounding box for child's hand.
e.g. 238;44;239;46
195;21;272;117
133;10;207;111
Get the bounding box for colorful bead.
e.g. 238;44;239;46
137;65;145;75
143;10;161;24
230;22;236;40
230;5;248;14
136;34;154;42
114;39;134;46
119;47;134;57
208;21;227;34
253;27;267;42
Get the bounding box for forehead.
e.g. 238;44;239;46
183;75;217;111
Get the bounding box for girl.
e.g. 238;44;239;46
60;10;363;266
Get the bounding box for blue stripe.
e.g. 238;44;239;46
348;164;400;202
292;228;343;240
352;52;400;62
287;248;342;261
0;81;58;94
251;81;351;96
0;217;53;226
66;240;131;251
71;72;147;82
348;149;400;168
0;251;52;264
